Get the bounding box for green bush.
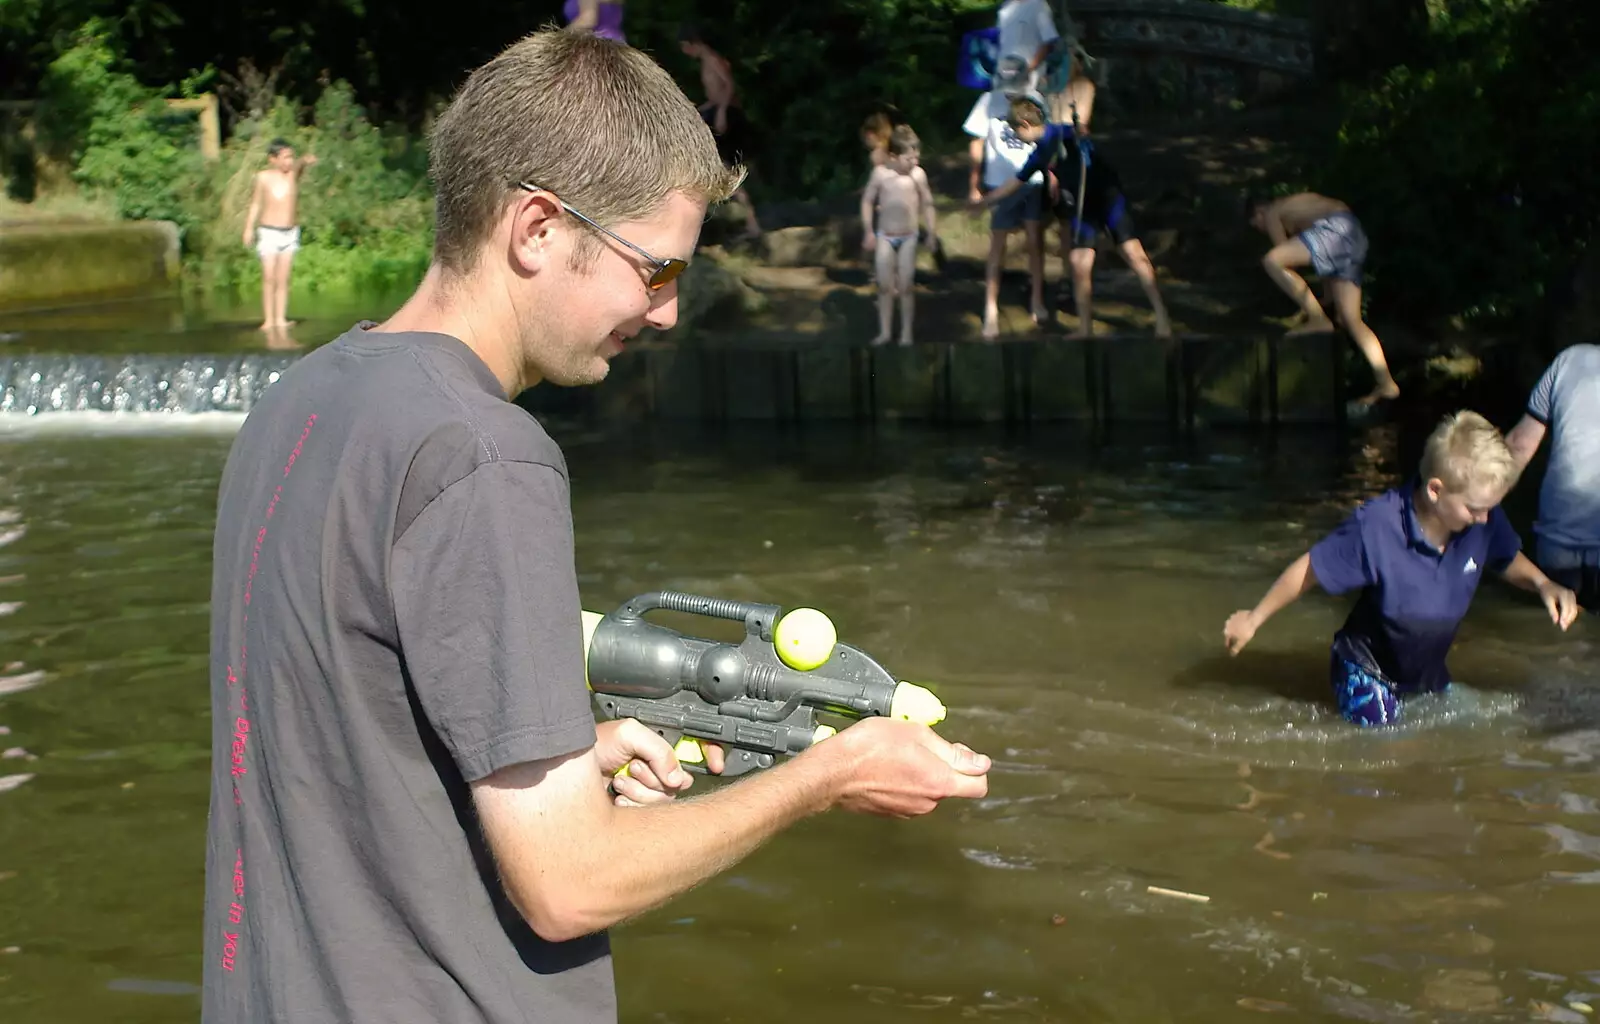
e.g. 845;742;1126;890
194;81;433;298
33;24;432;301
35;21;206;233
1310;0;1597;332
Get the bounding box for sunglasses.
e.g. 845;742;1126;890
516;182;688;290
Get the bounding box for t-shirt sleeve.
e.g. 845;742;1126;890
1308;512;1375;596
1035;0;1061;45
1485;505;1523;572
962;94;992;138
392;460;596;783
1015;125;1058;182
1526;350;1567;424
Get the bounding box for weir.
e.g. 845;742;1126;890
0;333;1358;426
0;354;296;415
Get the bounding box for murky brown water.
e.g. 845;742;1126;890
0;416;1596;1023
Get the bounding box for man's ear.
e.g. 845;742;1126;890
1424;477;1446;504
507;190;563;276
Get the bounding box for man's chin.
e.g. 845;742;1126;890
546;360;612;388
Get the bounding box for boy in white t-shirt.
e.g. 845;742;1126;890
964;56;1046;339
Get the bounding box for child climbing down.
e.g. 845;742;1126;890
861;125;936;347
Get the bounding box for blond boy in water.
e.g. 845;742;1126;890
242;139;318;331
861;126;936;347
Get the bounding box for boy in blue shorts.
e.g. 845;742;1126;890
1223;411;1580;726
973;94;1171;339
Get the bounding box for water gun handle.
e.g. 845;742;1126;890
614;591;783;637
613;728;710;780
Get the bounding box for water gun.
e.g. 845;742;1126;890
581;591;947;777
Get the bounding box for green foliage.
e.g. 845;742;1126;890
1311;0;1598;330
35;21;205;231
624;0;998;200
30;21;432;300
191;82;433;298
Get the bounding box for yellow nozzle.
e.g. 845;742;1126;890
811;724;838;745
890;681;946;727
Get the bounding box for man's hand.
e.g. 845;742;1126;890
1223;610;1260;656
821;717;990;819
593;719;725;807
1537;579;1580;631
967;189;988;211
714;109;728;136
242;230;253;247
862;233;876;253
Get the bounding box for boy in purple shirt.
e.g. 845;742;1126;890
1223;411;1580;725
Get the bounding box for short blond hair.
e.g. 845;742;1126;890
428;29;743;274
1419;410;1520;494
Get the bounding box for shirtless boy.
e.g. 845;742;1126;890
679;24;761;239
861;125;936;347
1248;191;1399;411
242;139;318;331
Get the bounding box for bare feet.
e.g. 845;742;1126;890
981;312;999;341
898;334;913;347
1285;316;1335;337
1030;304;1050;327
1154;318;1174;339
870;332;892;347
1346;381;1401;418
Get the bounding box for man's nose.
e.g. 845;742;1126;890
644;281;680;331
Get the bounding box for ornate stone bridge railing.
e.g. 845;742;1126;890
1066;0;1316;116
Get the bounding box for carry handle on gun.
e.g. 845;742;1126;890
582;591;946;777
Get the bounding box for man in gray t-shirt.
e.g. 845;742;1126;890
1507;342;1600;610
204;29;991;1024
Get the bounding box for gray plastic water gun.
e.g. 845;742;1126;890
581;591;947;777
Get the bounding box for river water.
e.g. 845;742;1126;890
0;307;1598;1022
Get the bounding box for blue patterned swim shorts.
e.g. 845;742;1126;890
1300;210;1369;284
1328;632;1405;726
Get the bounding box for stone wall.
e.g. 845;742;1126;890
518;332;1360;428
1070;0;1315;118
0;221;181;313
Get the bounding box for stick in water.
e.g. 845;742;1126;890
1147;885;1211;903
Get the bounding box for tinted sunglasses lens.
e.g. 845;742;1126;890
648;259;689;290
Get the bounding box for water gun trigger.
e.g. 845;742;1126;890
612;733;708;780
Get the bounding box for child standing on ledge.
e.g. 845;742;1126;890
242;138;317;331
1222;410;1579;726
860;125;936;347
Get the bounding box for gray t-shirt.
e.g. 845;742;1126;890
1528;342;1600;550
203;326;612;1023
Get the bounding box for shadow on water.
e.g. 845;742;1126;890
1170;649;1335;706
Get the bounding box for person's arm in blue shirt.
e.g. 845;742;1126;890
1487;507;1580;629
970;123;1062;209
1224;513;1372;656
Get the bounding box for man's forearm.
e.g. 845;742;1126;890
1504;415;1545;470
513;749;841;941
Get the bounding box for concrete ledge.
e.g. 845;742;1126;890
0;220;180;313
536;333;1357;426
